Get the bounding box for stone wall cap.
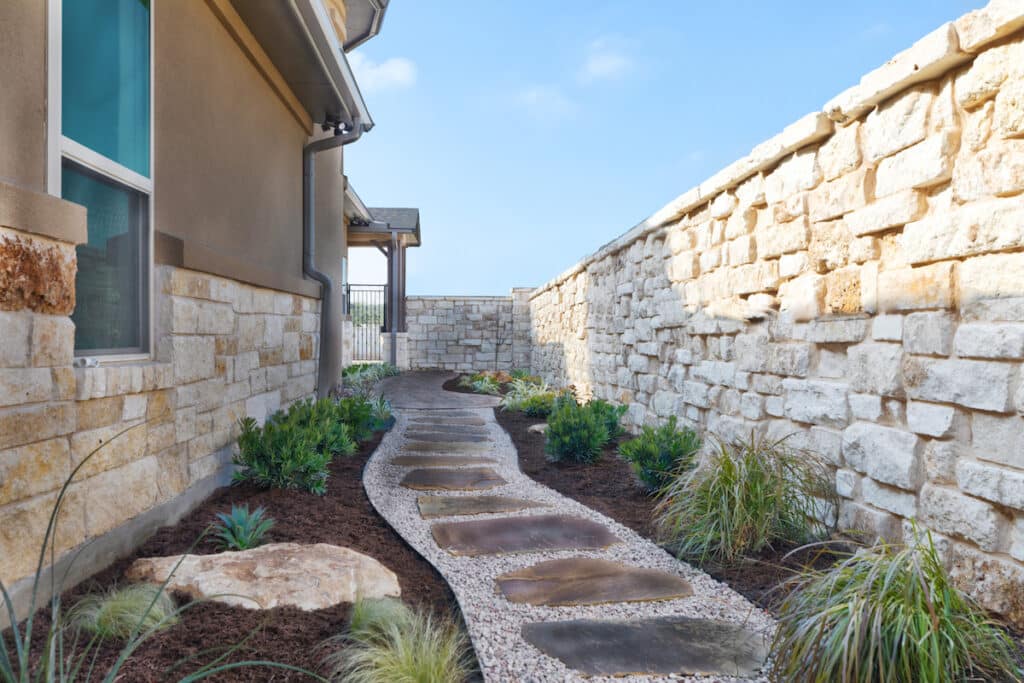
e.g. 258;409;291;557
0;181;87;245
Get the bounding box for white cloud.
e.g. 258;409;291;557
578;40;634;84
348;52;417;93
515;85;576;122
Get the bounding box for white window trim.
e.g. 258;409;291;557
47;0;157;363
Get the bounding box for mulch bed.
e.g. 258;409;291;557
494;407;837;614
440;375;511;396
9;430;461;681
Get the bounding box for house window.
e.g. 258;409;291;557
58;0;153;355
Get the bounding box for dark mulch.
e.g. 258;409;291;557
441;375;511;396
8;430;460;681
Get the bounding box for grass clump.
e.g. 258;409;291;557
771;531;1022;683
655;433;835;566
544;398;610;464
213;504;275;551
499;378;551;412
619;416;701;491
323;598;474;683
67;584;177;640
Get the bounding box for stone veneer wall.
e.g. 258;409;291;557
404;289;532;372
529;4;1024;625
0;223;320;612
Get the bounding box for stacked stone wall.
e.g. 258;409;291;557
0;221;319;599
528;5;1024;624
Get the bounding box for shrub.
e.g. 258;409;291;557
619;416;701;491
520;392;556;418
470;376;501;395
322;598;474;683
771;531;1022;683
213;504;275;551
499;378;552;412
335;396;375;442
343;363;399;397
67;584;177;640
544;400;609;464
655;433;835;565
586;399;627;439
369;396;394;432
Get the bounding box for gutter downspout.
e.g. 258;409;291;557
304;116;364;398
389;229;399;367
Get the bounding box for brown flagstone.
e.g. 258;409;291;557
400;467;506;491
390;455;497;468
404;431;492;443
409;416;487;427
404;440;492;453
417;495;546;519
495;558;693;606
431;514;619;556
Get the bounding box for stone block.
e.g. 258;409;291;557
877;263;954;312
960;252;1024;312
842;422;921;490
847;342;903;397
906;401;957;438
28;315;73;368
903;311;955;355
972;413;1024;469
764;151;821;205
778;274;824;322
70;419;148;478
845;190;927;237
919;484;1008;551
874;131;958;198
805;318;868;343
778;252;808;279
952;140;1024;202
0;438;70;506
782;379;849;428
0;490;85;586
863;87;932;162
807;168;868;222
872;314;903;341
994;76;1024;139
835;468;860;498
171;336;215;384
902;198;1024;264
957;459;1024;511
954;1;1024;52
924;440;960;484
903;356;1013;412
849;393;883;421
79;456;161;537
0;312;32;368
0;368;53;407
817;121;861;181
954;322;1024;359
862;478;918;518
755;218;809;259
838;501;901;542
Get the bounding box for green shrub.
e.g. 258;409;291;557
369;396;394;431
335;396;375;442
619;416;701;491
67;584;177;640
343;363;399;397
470;376;501;395
323;598;473;683
771;531;1022;683
499;378;552;412
545;400;609;464
586;399;627;439
520;392;556;418
655;433;835;565
213;504;275;551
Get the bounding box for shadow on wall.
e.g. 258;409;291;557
527;15;1024;627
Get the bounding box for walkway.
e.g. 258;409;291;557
366;372;775;682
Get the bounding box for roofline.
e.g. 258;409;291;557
344;182;373;221
343;0;389;51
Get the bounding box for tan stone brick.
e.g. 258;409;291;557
953;140;1024;201
0;231;77;316
0;402;74;450
824;267;863;315
764;151;821;205
167;269;211;300
0;311;31;367
755;216;810;258
70;419;148;478
862;86;932;162
76;396;124;431
0;438;70;506
146;388;174;421
994;76;1024;139
0;489;85;585
845;190;927;236
0;368;53;407
196;301;234;335
874;131;958;198
771;192;807;224
959;252;1024;310
171;336;215;384
147;421;176;454
51;367;75;401
902;198;1024;264
155;444;189;501
954;1;1024;53
78;456;160;537
955;41;1022;109
817;121;861;181
809;219;854;272
877;262;955;312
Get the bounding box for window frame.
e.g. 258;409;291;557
47;0;156;362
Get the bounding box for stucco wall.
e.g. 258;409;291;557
0;1;48;193
529;6;1024;625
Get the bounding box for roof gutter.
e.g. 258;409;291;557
304;117;365;397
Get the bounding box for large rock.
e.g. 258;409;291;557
125;543;400;610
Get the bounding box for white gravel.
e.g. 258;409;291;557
363;405;776;683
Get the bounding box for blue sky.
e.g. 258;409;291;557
345;1;978;294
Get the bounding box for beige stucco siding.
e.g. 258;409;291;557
0;1;48;194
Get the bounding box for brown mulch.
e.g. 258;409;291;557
441;375;512;396
493;407;837;614
9;430;461;681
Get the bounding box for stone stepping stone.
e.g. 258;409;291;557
404;431;492;443
405;440;492;453
391;455;497;468
410;410;479;418
405;423;490;435
417;495;547;519
495;558;693;606
431;514;619;556
521;616;768;678
409;416;486;427
400;467;506;491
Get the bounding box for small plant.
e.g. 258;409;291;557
322;598;474;683
234;415;335;495
510;368;538;381
213;504;275;551
544;400;610;464
499;378;552;412
655;433;835;566
520;392;556;418
586;399;627;439
343;363;400;397
619;416;701;491
771;530;1023;683
470;376;501;395
369;396;394;431
67;584;178;640
335;396;375;442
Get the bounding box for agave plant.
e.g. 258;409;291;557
212;505;275;551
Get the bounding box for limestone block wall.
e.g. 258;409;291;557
529;4;1024;625
0;223;319;603
405;291;533;372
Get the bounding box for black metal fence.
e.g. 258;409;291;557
345;284;387;361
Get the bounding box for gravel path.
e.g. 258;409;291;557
365;372;775;682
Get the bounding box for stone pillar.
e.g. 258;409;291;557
380;332;410;370
340;315;354;368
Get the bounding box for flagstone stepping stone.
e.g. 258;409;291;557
521;616;768;677
391;455;497;467
417;495;547;519
405;440;492;453
495;558;693;606
404;431;492;443
431;514;619;556
409;416;486;427
125;543;400;611
405;423;490;435
411;410;479;418
400;467;506;491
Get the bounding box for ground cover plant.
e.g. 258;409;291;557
498;378;553;412
322;598;473;683
655;433;836;566
771;531;1023;683
213;505;275;551
341;363;400;398
619;416;701;492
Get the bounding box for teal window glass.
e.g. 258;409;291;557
63;162;149;353
62;0;151;177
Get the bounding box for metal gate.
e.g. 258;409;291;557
346;284;387;361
